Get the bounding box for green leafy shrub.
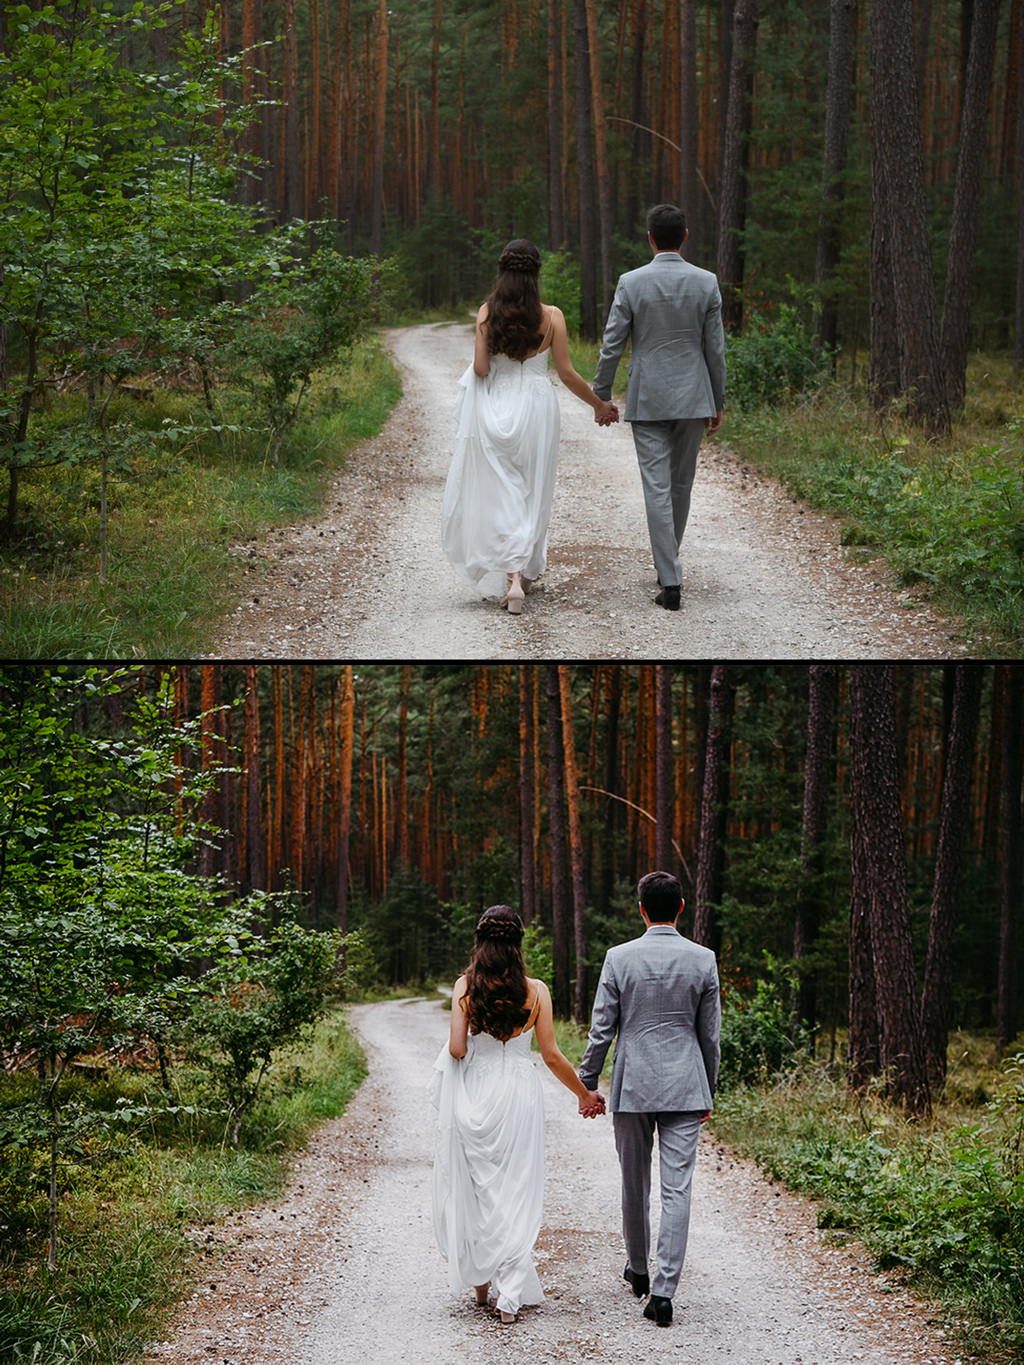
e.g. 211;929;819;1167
185;916;341;1146
540;251;582;335
726;305;829;410
720;957;811;1087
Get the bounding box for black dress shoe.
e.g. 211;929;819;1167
655;585;681;610
623;1264;649;1298
643;1294;673;1326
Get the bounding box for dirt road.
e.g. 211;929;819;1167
147;999;969;1365
214;324;971;660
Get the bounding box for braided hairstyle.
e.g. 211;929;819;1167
483;239;544;361
462;905;531;1040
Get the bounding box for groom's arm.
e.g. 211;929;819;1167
702;282;726;415
592;278;632;401
578;954;620;1091
696;961;722;1098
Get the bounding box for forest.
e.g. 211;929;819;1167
2;0;1023;654
2;662;1023;1362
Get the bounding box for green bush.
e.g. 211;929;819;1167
540;251;582;335
726;305;829;410
184;916;341;1146
720;957;811;1087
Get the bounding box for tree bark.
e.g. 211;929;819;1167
716;0;760;331
558;666;589;1023
244;664;264;891
679;0;703;260
848;665;931;1115
545;665;572;1016
815;0;857;360
370;0;389;253
336;666;355;932
940;0;1003;411
868;0;950;435
692;664;734;948
519;664;538;925
794;663;837;1031
996;663;1022;1051
919;664;984;1089
654;665;674;871
547;0;566;249
573;0;600;338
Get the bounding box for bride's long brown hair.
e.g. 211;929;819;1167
462;905;530;1040
484;240;544;361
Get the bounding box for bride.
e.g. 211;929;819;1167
430;906;604;1323
441;239;619;614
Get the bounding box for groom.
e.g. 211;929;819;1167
592;204;726;610
578;870;720;1327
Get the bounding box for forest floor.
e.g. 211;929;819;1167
212;323;974;661
145;998;977;1365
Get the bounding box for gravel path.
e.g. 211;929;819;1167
213;323;973;661
147;999;973;1365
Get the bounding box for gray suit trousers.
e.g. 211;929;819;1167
613;1110;703;1299
631;418;705;588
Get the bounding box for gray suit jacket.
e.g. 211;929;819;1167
578;925;720;1113
592;253;726;421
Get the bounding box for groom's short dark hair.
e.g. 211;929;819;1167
647;204;687;250
638;870;683;921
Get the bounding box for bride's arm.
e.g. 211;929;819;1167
449;975;470;1058
547;308;617;421
473;304;491;377
532;980;604;1113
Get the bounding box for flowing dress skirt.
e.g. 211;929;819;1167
441;354;560;601
429;1030;545;1315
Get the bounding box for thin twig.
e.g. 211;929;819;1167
578;784;693;885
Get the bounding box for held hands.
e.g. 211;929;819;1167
578;1089;606;1119
594;399;619;427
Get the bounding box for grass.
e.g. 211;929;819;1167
721;352;1024;655
710;1034;1024;1365
0;1008;366;1365
0;335;402;658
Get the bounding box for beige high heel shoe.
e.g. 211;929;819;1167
502;573;526;615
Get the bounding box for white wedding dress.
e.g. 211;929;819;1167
429;1025;546;1315
441;342;560;601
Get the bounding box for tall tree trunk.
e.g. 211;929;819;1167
573;0;599;338
919;664;984;1090
558;666;588;1023
716;0;760;330
679;0;703;260
370;0;389;253
692;664;734;947
545;665;571;1015
584;0;614;317
847;816;880;1090
519;664;538;924
940;0;1003;411
198;664;221;879
547;0;566;249
336;666;355;932
654;665;674;870
794;663;837;1031
282;0;302;220
996;663;1022;1050
244;664;264;890
868;0;950;435
815;0;857;360
848;665;931;1115
426;0;443;199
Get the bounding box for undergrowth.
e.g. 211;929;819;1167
0;1009;366;1365
712;1044;1024;1365
0;335;401;658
